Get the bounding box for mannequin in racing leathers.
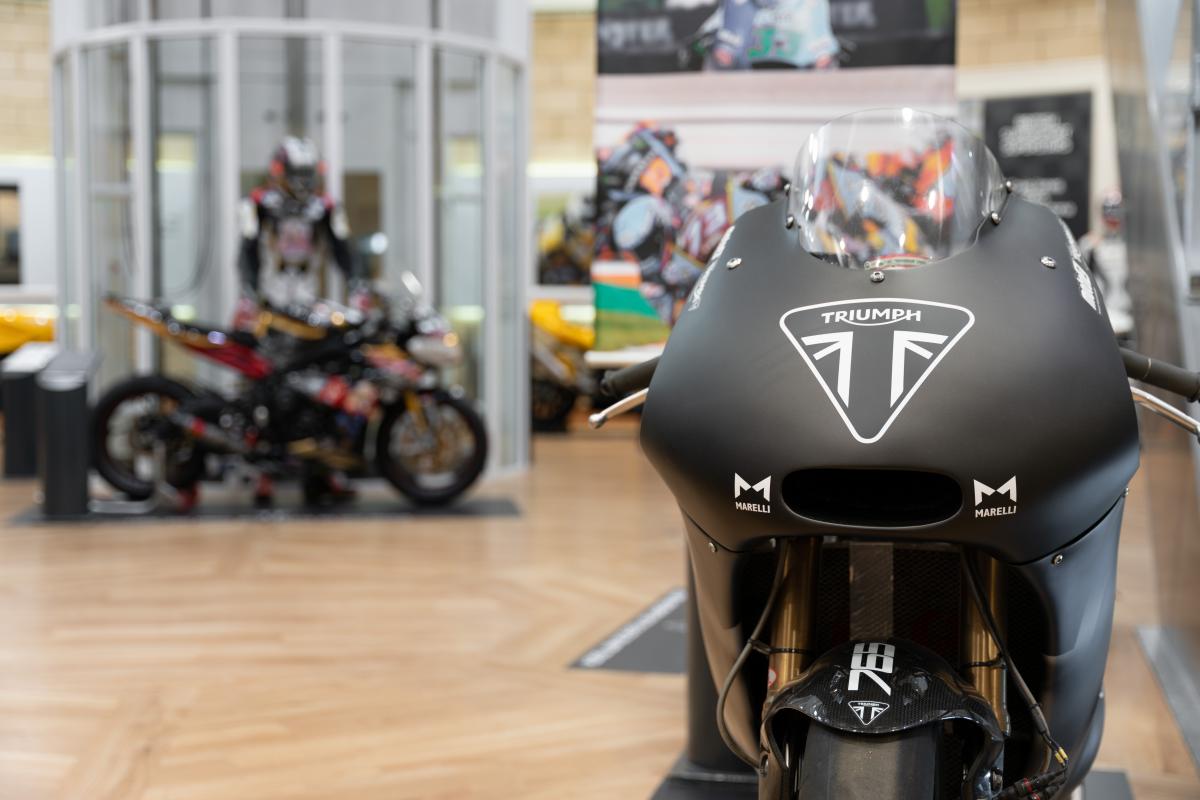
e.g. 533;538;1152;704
234;136;369;332
235;136;366;505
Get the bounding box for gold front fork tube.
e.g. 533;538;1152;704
962;553;1010;733
767;537;821;699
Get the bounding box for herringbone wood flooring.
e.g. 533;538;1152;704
0;426;1194;798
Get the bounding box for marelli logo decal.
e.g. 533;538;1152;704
973;477;1018;518
733;473;771;514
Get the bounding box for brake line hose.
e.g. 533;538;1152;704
715;545;788;769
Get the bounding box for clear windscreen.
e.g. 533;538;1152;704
789;109;1007;270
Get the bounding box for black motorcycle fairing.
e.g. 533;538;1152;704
640;196;1139;564
1007;495;1124;785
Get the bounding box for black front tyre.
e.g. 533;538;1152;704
796;722;940;800
530;377;578;432
91;375;205;500
375;390;488;506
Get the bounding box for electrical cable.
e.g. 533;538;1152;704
715;545;789;769
961;551;1070;797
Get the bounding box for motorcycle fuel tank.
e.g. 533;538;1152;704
640;196;1139;564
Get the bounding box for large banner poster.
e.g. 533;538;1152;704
983;94;1092;240
592;0;959;353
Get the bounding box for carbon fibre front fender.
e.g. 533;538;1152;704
763;639;1003;798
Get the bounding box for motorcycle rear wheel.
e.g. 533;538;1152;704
375;390;488;506
91;375;205;500
796;722;940;800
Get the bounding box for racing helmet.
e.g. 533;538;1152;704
269;136;323;201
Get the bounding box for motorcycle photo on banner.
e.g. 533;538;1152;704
588;108;1200;799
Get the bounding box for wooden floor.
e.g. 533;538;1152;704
0;426;1195;799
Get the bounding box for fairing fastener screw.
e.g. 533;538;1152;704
708;541;718;554
1041;256;1056;269
990;211;1002;225
726;257;742;270
870;270;885;283
1052;553;1065;566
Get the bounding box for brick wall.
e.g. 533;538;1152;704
958;0;1103;67
530;11;595;165
0;0;51;157
0;1;1107;164
527;2;1107;165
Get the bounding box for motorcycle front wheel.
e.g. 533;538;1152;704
795;722;940;800
530;377;578;432
375;390;488;506
90;375;205;500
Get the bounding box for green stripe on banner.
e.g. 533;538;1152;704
593;283;670;351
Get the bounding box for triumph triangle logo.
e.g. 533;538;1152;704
780;298;974;444
848;700;890;726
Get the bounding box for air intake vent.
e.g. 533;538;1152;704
781;468;962;528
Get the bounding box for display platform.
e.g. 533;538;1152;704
1139;626;1200;770
11;480;520;526
572;587;686;673
650;760;1130;800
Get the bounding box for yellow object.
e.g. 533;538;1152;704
530;299;594;351
0;305;56;354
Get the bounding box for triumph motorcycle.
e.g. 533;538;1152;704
91;275;487;508
589;110;1200;798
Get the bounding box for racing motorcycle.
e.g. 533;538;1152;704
679;0;839;71
529;299;596;431
589;109;1200;798
91;275;487;508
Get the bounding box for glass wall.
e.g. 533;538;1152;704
150;37;222;379
496;62;524;467
436;51;485;401
239;37;323;192
54;2;530;471
85;44;135;389
54;56;79;346
341;40;417;292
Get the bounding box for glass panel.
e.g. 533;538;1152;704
90;0;140;27
239;37;324;193
85;44;136;389
0;186;19;285
211;0;288;17
310;0;431;25
435;50;484;402
149;37;223;382
495;62;523;467
442;0;496;39
55;55;79;346
342;40;417;299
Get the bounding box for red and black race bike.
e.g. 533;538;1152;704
91;279;487;508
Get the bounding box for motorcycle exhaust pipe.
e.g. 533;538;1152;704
167;411;251;455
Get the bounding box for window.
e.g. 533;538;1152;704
0;186;19;285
